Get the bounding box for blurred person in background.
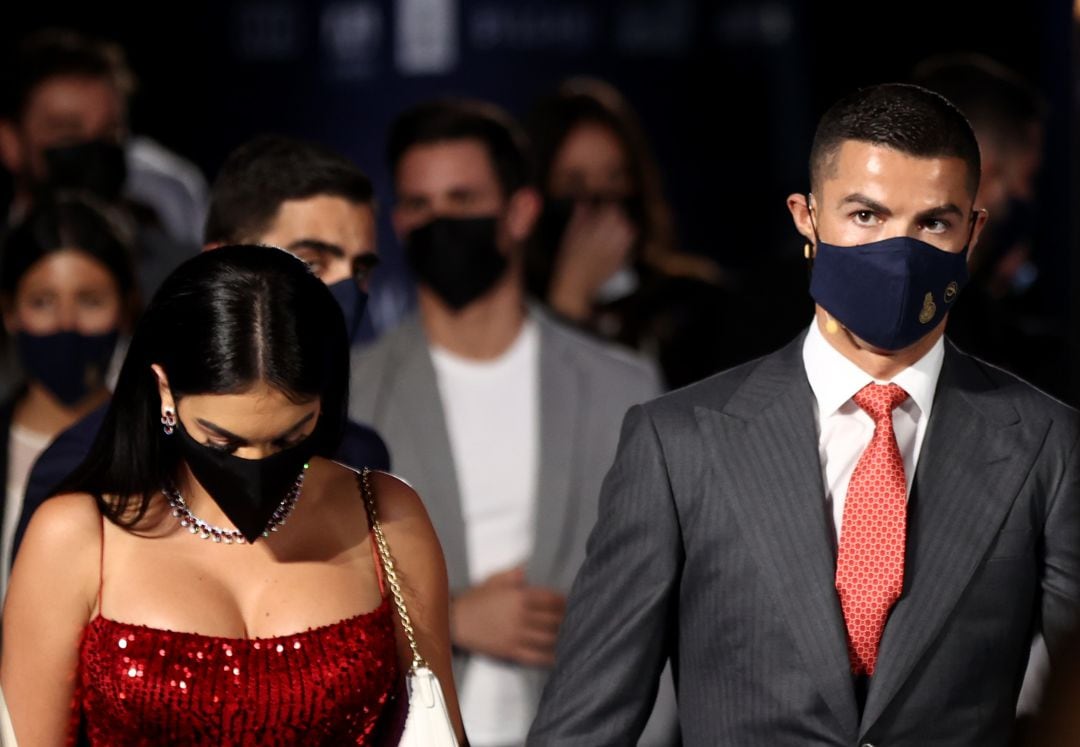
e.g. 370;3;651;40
12;135;391;563
0;29;201;314
350;98;675;746
0;193;136;602
525;77;739;389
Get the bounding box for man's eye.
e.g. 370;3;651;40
922;219;949;234
852;210;878;226
291;251;326;272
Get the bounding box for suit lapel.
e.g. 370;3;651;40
527;315;584;585
390;320;471;591
860;344;1039;732
695;337;860;737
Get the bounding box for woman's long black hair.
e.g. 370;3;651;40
54;244;349;527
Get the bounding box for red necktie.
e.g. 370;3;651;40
835;382;909;676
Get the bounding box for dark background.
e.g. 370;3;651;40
3;0;1077;403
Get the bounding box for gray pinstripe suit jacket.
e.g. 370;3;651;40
528;332;1080;746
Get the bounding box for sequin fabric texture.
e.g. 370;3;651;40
73;597;399;745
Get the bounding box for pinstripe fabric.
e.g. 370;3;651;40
528;333;1080;746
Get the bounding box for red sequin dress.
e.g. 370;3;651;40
71;527;401;745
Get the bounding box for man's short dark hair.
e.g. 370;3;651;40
386;99;532;197
912;54;1045;152
204;135;375;245
810;83;981;197
2;28;135;119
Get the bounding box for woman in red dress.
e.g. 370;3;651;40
1;245;465;745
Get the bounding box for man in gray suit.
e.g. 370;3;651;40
529;83;1080;746
349;99;667;746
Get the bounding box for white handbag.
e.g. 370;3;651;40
361;469;459;747
0;685;17;747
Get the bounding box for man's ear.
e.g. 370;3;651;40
0;119;23;174
786;192;818;252
505;186;541;244
965;208;991;269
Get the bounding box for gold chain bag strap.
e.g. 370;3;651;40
360;469;459;747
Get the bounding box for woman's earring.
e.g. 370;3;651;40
161;407;177;435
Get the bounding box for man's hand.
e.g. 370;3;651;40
450;566;567;667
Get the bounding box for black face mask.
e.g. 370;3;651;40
174;419;318;543
404;216;508;310
42;139;128;202
17;330;118;406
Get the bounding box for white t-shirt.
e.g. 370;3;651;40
430;320;540;746
2;423;52;601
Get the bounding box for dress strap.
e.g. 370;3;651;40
96;511;106;616
370;529;387;597
359;472;387;597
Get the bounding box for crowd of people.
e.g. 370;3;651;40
0;26;1075;747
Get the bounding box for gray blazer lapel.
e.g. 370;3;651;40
860;344;1039;732
389;319;471;592
527;314;584;586
695;338;859;737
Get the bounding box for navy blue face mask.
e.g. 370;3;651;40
17;330;119;406
327;278;369;343
807;198;974;351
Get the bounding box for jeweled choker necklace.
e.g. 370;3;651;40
162;465;309;544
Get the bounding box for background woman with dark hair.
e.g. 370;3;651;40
0;194;136;601
526;77;740;389
0;245;464;744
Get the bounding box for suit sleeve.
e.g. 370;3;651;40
12;413;102;561
528;404;681;745
1041;415;1080;658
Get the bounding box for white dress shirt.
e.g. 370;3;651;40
801;320;945;544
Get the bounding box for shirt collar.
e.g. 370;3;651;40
802;319;945;419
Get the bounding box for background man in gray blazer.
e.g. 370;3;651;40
529;83;1080;746
349;99;670;746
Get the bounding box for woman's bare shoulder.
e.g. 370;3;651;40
313;460;428;524
11;492;102;612
367;470;427;521
21;492;103;550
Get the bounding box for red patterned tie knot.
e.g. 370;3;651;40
853;383;908;424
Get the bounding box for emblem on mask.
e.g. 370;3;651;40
943;281;959;303
918;293;937;324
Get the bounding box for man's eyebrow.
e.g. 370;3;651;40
195;412;316;444
839;193;893;216
286;239;346;258
914;203;965;221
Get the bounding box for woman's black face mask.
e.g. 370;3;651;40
173;419;318;543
